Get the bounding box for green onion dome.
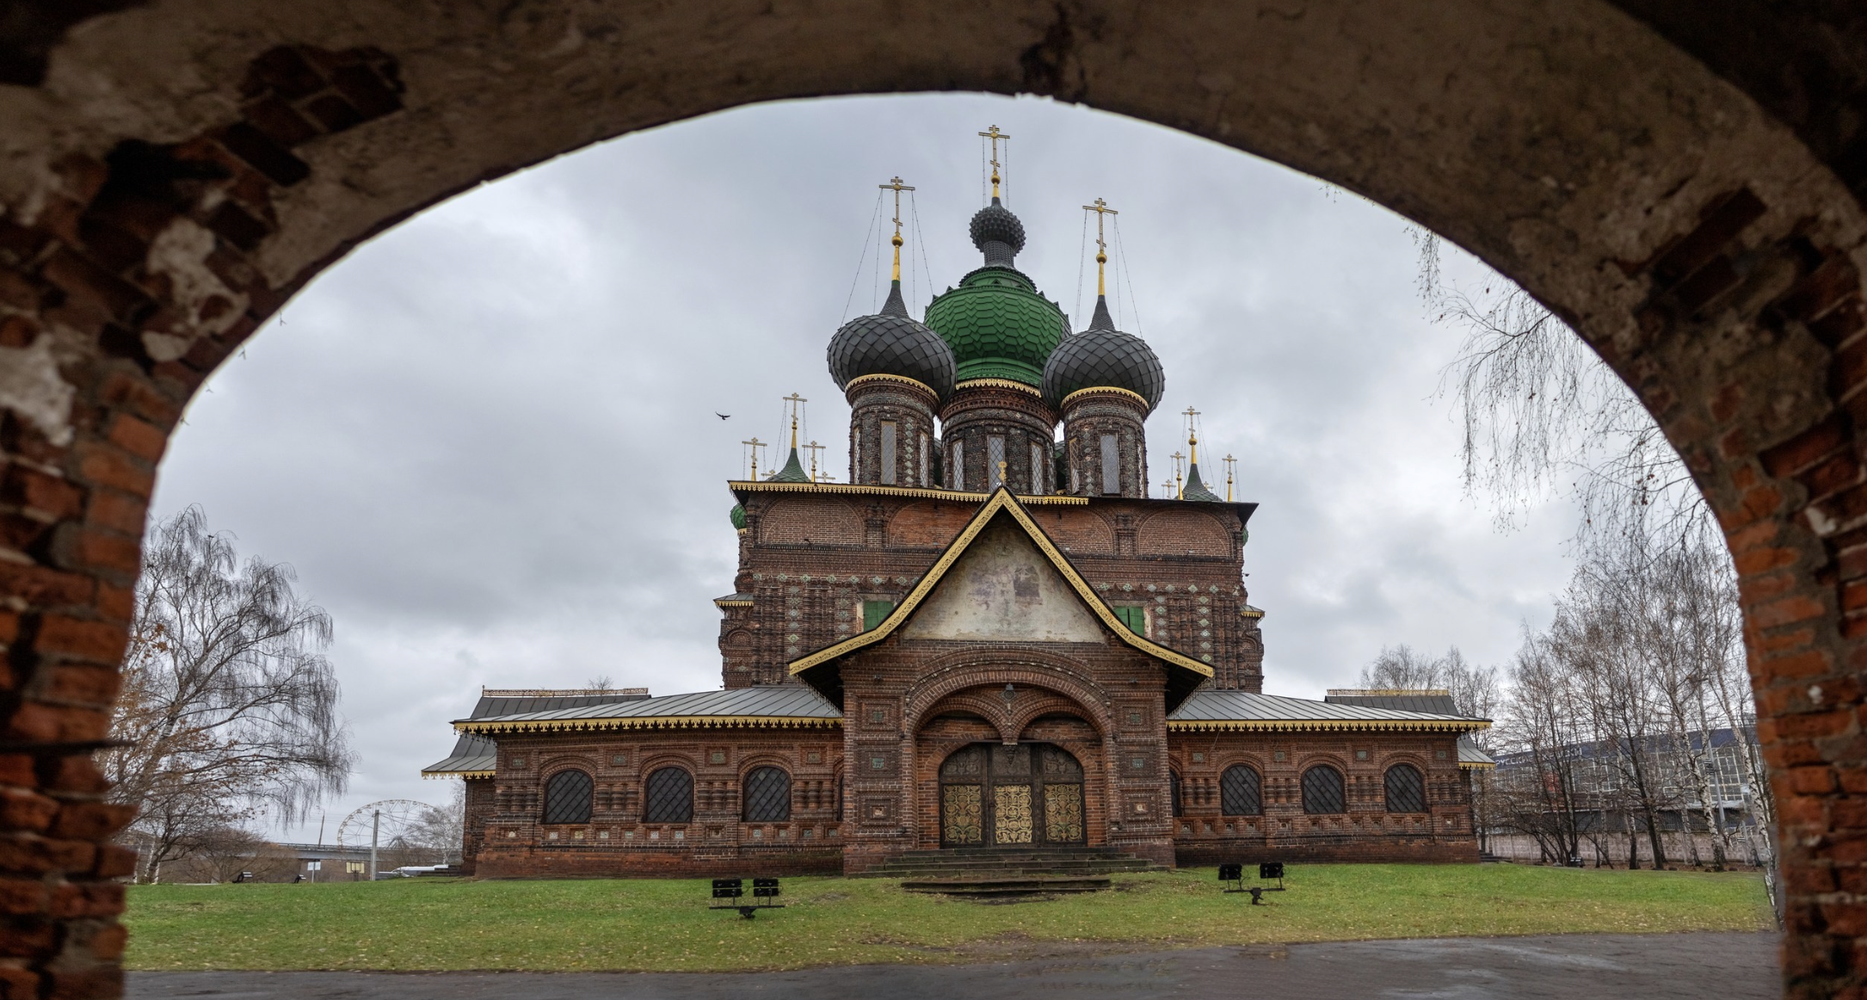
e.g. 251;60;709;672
827;280;956;403
1041;295;1165;412
923;198;1067;387
729;502;747;530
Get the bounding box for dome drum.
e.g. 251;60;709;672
847;378;939;488
1060;392;1149;499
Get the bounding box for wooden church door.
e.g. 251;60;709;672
939;743;1086;847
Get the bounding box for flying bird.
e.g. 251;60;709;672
716;412;731;420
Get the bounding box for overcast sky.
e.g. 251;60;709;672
146;93;1581;842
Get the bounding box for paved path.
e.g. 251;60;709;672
127;931;1779;1000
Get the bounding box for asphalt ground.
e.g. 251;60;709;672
127;931;1779;999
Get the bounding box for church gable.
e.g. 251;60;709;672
899;519;1105;643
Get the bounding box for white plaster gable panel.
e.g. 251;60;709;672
900;520;1104;643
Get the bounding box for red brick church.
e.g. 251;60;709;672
424;161;1492;876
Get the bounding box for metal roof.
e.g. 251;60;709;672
1458;736;1497;769
1324;691;1464;715
456;686;843;734
423;689;654;776
1168;690;1490;733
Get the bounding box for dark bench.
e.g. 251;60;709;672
1219;862;1285;903
710;877;784;918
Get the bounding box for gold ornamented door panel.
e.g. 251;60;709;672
939;742;1086;847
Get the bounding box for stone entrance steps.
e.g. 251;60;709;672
901;875;1113;897
864;846;1159;879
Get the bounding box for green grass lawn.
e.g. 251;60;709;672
123;864;1776;973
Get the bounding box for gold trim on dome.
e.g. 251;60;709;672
787;488;1213;679
455;715;843;735
955;377;1043;397
1060;386;1148;410
728;481;1087;504
845;373;939;398
1166;718;1492;734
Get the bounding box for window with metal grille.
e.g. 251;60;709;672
1100;434;1120;494
1170;771;1183;817
1301;765;1345;814
542;769;593;824
1030;442;1045;494
644;767;693;823
743;766;791;822
1221;765;1262;816
920;433;930;486
1385;764;1426;813
951;442;964;490
987;436;1005;490
863;599;894;630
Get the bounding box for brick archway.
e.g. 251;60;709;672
4;2;1867;996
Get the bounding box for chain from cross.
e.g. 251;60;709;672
1082;197;1119;295
978;125;1010;199
880;176;915;279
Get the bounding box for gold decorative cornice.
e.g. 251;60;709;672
789;488;1213;678
422;769;495;779
955;377;1043;397
713;598;754;607
1060;386;1149;410
727;480;1087;504
455;715;844;735
1459;760;1498;770
845;373;939;399
1166;718;1492;734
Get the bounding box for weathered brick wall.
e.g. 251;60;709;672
459;776;493;875
938;382;1057;493
1167;730;1478;865
1059;390;1150;498
474;728;845;879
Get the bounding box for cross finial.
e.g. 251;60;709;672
782;393;807;450
978;125;1011;200
1224;454;1238;503
1082;197;1119;296
742;437;767;479
806;440;827;483
1171;451;1186;500
1182;406;1202;465
1160;475;1177;500
880;176;915;281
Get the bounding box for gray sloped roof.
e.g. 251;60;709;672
423;689;653;776
1458;736;1497;768
1324;691;1464;715
1169;690;1489;732
456;686;842;734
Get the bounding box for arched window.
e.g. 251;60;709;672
542;769;592;824
644;766;694;823
1301;765;1345;814
743;766;791;822
1385;763;1427;813
1221;765;1262;816
1170;771;1183;817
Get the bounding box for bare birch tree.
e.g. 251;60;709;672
101;507;354;882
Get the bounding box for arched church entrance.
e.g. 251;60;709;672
938;743;1086;848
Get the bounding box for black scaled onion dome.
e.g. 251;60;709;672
969;197;1026;265
826;280;957;403
1041;295;1165;413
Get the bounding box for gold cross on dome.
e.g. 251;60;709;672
782;393;807;449
1182;406;1202;464
978;125;1011;199
742;437;767;479
1082;198;1119;295
880;176;915;280
806;440;827;483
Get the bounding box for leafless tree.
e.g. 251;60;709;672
1359;644;1500;739
407;784;465;865
101;507;354;883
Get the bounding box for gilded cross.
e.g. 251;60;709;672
978;125;1011;199
1082;197;1119;295
742;437;767;479
880;176;915;280
806;440;827;483
782;392;807;449
1182;406;1202;465
1224;454;1238;502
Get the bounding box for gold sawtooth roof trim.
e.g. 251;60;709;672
421;769;495;779
1166;718;1492;734
455;715;843;735
788;488;1213;678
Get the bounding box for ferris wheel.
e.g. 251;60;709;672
336;799;452;876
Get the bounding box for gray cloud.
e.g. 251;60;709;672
148;93;1575;839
